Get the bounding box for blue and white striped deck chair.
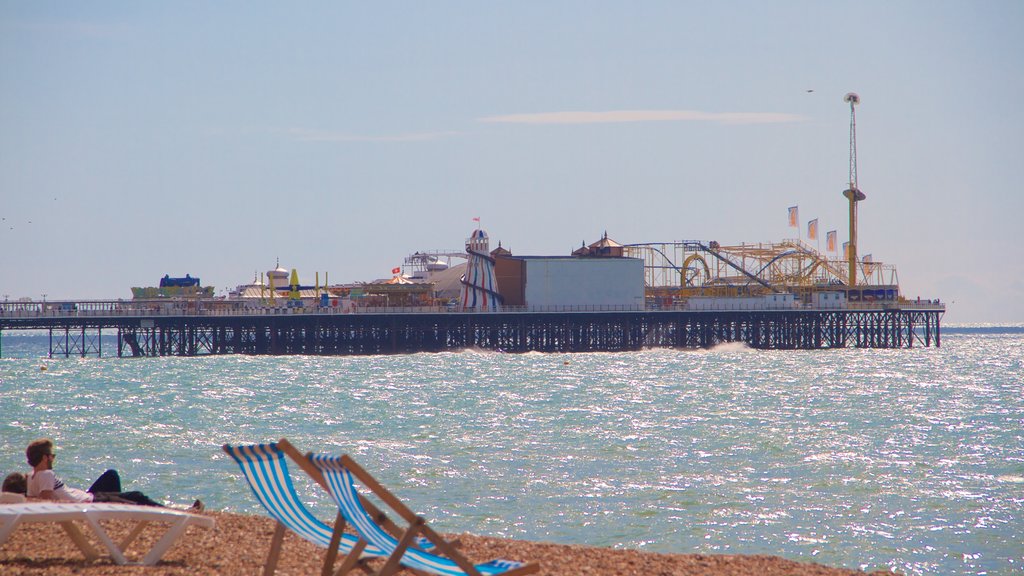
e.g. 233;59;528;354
309;453;539;576
223;442;386;576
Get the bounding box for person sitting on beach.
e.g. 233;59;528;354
25;438;202;510
3;471;27;495
2;472;28;503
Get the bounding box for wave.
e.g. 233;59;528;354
708;341;754;353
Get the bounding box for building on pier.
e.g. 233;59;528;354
493;232;645;309
131;274;214;299
0;227;945;358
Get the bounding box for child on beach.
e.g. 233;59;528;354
24;438;202;510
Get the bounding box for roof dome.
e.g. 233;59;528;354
466;228;491;252
267;263;289;285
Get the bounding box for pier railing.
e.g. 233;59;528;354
0;298;944;320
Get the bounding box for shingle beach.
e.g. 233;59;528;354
0;509;895;575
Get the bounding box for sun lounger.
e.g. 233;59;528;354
0;492;26;504
309;452;539;576
0;502;214;565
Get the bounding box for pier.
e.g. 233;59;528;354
0;300;942;358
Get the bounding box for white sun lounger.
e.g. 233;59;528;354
0;502;214;565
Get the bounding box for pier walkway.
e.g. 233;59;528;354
0;299;943;358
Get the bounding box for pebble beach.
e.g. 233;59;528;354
0;509;895;576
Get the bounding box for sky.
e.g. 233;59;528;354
1;1;1021;324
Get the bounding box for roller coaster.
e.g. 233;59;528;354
623;239;900;304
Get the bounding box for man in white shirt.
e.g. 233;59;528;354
25;438;181;508
26;439;95;502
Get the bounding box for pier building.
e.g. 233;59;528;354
0;229;945;359
0;228;945;359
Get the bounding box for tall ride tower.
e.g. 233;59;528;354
843;92;866;287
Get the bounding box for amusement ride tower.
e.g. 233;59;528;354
843;92;866;287
460;227;502;311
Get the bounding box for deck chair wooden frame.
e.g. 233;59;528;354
224;441;387;576
275;439;439;576
224;440;434;576
308;451;539;576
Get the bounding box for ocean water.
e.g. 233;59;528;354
1;328;1021;575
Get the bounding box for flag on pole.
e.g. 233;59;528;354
472;217;480;222
842;242;850;259
391;267;401;275
788;206;798;227
807;219;818;240
826;230;837;252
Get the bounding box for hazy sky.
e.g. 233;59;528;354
2;1;1021;324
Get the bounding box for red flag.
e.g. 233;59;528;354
788;206;798;227
826;230;837;252
472;217;480;222
807;219;818;240
391;267;401;275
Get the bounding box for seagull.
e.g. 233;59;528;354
806;89;814;93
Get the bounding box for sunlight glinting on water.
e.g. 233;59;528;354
1;331;1021;575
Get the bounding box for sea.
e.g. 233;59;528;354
1;326;1020;575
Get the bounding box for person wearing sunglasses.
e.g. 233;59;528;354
24;438;200;510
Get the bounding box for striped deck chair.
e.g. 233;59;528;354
309;452;539;576
223;442;386;576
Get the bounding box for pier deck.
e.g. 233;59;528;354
0;301;942;357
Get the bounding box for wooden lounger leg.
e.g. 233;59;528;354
333;537;368;576
377;521;423;576
322;511;346;576
264;521;287;576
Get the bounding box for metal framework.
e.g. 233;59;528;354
48;326;104;357
0;308;940;358
624;240;898;299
